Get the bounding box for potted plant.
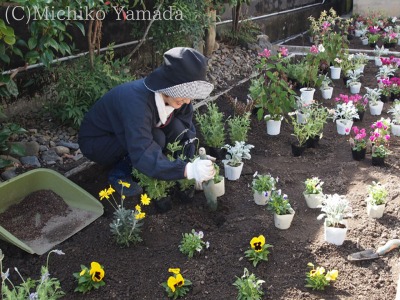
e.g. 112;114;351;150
376;65;396;81
303;177;324;209
382;32;398;48
346;70;362;94
333;101;359;135
370;118;391;166
330;58;342;80
227;112;251;143
374;45;389;66
288;111;311;157
267;189;295;230
388;100;400;136
366;181;388;219
222;141;254;180
335;93;367;122
251;172;277;205
349;126;367;161
367;33;380;47
202;162;225;211
354;52;368;73
133;170;175;213
195;102;226;160
305;103;331;147
319;74;334;100
364;87;383;115
249;52;297;136
317;194;353;246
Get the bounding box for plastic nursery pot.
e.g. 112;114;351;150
0;168;104;255
306;136;320;148
351;148;366;161
208;147;227;161
372;156;385;167
154;196;173;213
291;142;306;157
324;220;347;246
174;186;195;204
354;111;364;122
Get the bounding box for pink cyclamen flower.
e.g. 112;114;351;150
279;47;289;57
322;21;330;30
258;48;271;58
375;121;383;128
310;45;319;54
385;135;391;141
369;136;376;142
345;128;350;133
352;126;359;134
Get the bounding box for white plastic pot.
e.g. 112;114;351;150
223;162;243;181
336;119;353;135
274;209;295;230
324;220;348;246
253;190;271;205
303;192;322;209
369;101;384;116
367;203;385;219
349;82;362;94
320;87;333;100
391;123;400;137
375;57;383;66
330;66;341;80
265;116;283;136
361;38;368;45
300;88;315;105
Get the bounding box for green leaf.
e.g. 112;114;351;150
9;144;25;156
48;38;59;51
4;36;16;45
0;54;10;64
28;37;37;50
74;22;85;36
12;47;23;58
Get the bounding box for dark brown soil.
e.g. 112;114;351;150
0;190;70;241
0;40;400;300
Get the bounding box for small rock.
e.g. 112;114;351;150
1;167;17;180
20;156;41;167
54;146;70;155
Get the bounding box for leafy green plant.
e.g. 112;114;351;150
267;190;293;215
220;19;260;46
161;268;192;299
223;141;254;167
227;112;251;143
317;194;353;227
0;249;65;299
244;235;272;267
99;183;151;246
0;115;27;169
179;229;209;258
305;262;338;291
195;102;226;148
367;181;388;205
288;112;312;147
233;268;265;300
133;170;175;201
54;48;133;126
304;177;324;195
73;261;105;294
251;172;277;193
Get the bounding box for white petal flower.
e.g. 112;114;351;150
318;44;325;53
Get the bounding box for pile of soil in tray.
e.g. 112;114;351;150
0;190;70;241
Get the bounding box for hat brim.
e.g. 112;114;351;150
156;81;214;100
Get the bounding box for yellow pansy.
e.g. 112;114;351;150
250;235;266;252
118;180;131;188
141;194;151;205
325;270;338;281
99;189;109;200
316;267;325;276
135;212;145;220
168;268;181;274
167;274;184;293
80;269;86;276
89;262;105;282
135;205;141;212
107;185;115;195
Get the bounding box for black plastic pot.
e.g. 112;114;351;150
351;148;366;161
354;110;364;122
154;196;172;213
372;156;385;167
174;186;195;204
208;147;227;161
291;142;306;157
381;95;390;103
306;135;320;148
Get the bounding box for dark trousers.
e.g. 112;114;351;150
79;116;193;168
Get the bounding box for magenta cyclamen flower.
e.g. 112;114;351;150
310;45;319;54
352;126;359;134
376;121;383;129
258;48;271;58
385;135;391;141
322;21;330;30
279;47;289;57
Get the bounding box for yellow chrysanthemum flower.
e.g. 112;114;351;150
325;270;338;281
99;189;109;200
135;205;141;212
167;274;184;293
107;185;115;195
250;235;266;252
80;269;86;276
118;180;131;188
89;262;105;282
168;268;181;275
141;194;151;205
135;212;145;220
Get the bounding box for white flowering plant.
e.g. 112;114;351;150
223;141;254;167
333;101;359;121
233;268;265;300
367;181;388;206
251;172;277;194
179;229;210;258
346;69;363;87
364;87;382;105
388;100;400;124
0;249;65;299
317;194;353;227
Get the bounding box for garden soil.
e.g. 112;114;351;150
1;44;400;299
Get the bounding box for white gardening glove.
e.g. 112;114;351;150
186;158;215;187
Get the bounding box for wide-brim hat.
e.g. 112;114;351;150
144;47;214;99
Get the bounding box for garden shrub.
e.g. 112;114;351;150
53;49;133;127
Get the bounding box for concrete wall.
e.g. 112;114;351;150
353;0;400;17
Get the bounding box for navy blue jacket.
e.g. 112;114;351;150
78;79;195;180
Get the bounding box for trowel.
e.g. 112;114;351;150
347;239;400;261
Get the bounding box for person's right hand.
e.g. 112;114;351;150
186;158;215;184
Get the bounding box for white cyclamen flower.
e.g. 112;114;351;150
318;44;325;52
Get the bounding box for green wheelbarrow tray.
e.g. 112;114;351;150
0;168;104;255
